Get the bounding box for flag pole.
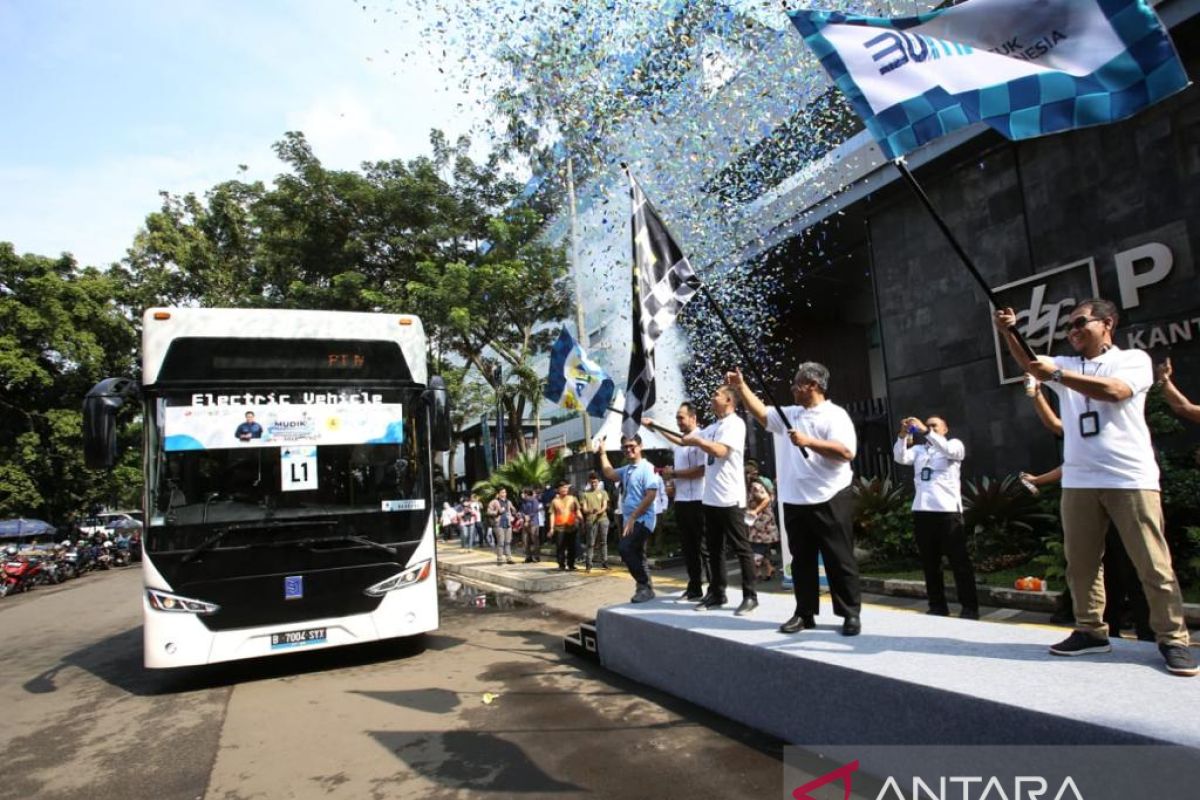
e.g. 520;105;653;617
697;285;810;459
604;405;684;439
893;159;1037;360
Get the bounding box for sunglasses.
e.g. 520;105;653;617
621;443;639;450
1067;316;1104;331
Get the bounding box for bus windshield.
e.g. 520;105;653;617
145;387;430;553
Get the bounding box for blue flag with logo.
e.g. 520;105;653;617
544;326;616;418
788;0;1188;161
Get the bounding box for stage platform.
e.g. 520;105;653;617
595;591;1200;748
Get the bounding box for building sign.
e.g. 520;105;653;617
990;259;1099;384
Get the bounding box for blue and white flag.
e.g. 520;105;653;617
788;0;1188;160
544;326;616;418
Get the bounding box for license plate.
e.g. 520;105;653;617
269;627;327;649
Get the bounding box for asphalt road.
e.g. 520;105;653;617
0;567;784;800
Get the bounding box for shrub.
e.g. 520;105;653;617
851;476;915;563
962;475;1057;567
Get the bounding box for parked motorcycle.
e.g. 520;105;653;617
1;546;44;596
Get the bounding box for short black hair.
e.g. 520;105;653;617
621;433;643;445
677;402;697;417
556;479;570;488
1073;298;1119;326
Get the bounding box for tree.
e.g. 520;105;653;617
404;207;571;453
439;363;495;492
0;244;139;521
124;130;569;454
472;451;562;502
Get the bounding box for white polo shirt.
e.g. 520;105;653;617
672;442;706;502
765;401;857;505
700;412;746;508
893;431;964;513
1045;346;1158;490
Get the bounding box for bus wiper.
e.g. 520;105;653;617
181;526;234;564
181;519;338;563
298;534;397;558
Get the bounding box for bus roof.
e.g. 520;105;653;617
142;307;427;386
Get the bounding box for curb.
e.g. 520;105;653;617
436;557;594;594
859;576;1200;625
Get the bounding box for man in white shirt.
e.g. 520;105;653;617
647;385;757;615
660;402;708;600
728;363;862;636
893;415;978;619
996;299;1195;677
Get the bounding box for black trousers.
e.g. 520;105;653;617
703;505;756;601
913;510;978;614
555;525;577;568
1102;525;1151;637
783;488;861;618
674;500;709;595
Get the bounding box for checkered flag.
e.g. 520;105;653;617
622;173;701;437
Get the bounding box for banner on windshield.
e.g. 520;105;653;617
163;401;406;451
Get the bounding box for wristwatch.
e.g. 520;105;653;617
1049;368;1064;383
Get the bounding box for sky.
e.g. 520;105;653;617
0;0;494;269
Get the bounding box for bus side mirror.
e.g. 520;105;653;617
83;378;139;470
426;375;452;452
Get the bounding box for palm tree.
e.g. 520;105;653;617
473;451;563;502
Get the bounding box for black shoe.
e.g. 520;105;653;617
568;565;578;571
925;608;950;616
1136;628;1156;642
841;616;862;636
681;590;704;601
523;557;533;563
959;608;980;620
778;614;816;634
695;595;726;611
1159;643;1198;676
1049;631;1111;656
734;597;758;616
558;565;566;571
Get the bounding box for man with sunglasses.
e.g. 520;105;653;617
598;434;659;603
728;363;862;636
995;299;1195;677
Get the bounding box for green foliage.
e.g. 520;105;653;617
125;131;566;453
0;244;139;524
1146;383;1185;437
851;476;915;563
473;452;564;503
963;475;1058;566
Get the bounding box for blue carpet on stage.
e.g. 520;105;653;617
597;592;1200;747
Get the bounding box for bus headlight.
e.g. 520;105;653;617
364;559;432;597
146;588;220;615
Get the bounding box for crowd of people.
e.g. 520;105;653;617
437;475;630;572
442;296;1197;678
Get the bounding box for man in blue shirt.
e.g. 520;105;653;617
234;411;263;442
598;433;659;603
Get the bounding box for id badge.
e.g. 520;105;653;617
920;467;933;482
1079;411;1100;438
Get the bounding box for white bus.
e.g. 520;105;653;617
83;308;450;668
